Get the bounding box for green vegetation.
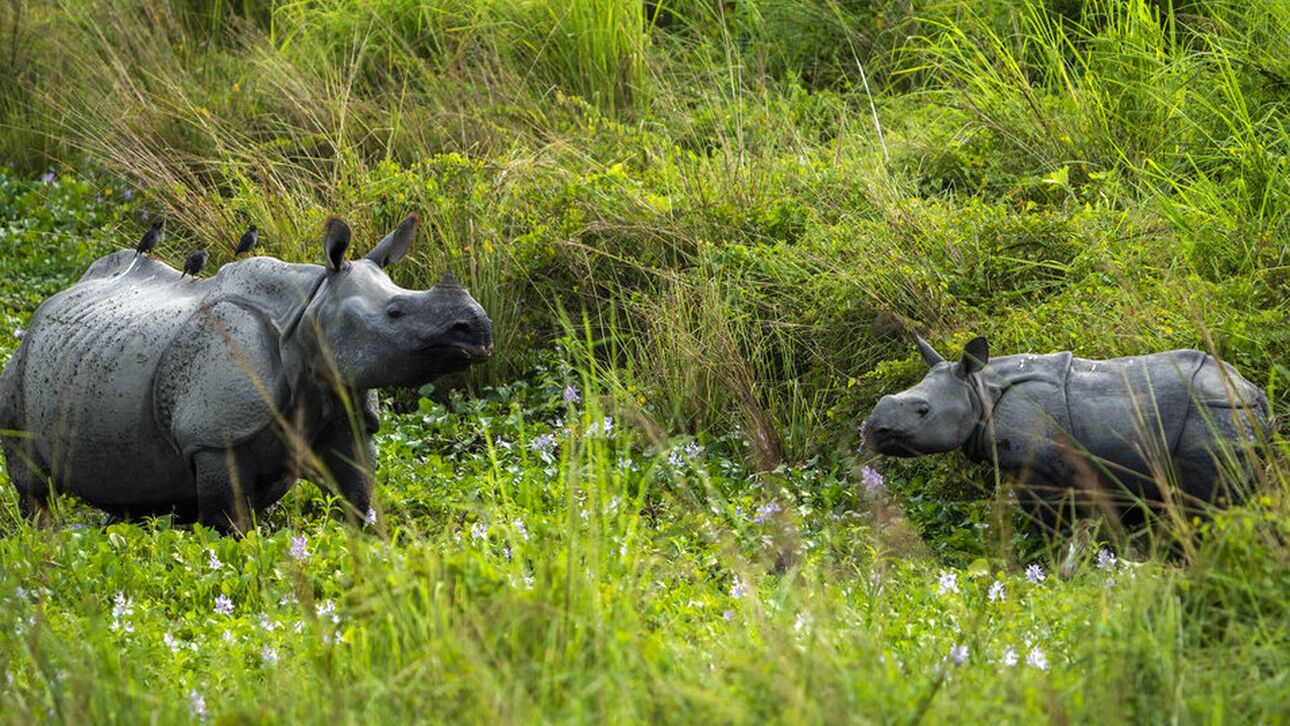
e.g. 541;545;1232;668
1;0;1288;721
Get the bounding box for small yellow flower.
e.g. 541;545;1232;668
232;81;241;93
195;106;210;117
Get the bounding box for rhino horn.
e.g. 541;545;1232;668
915;335;945;367
437;270;464;288
366;213;419;269
323;217;352;273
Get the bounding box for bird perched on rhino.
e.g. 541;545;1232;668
136;220;164;257
234;224;258;256
180;244;209;279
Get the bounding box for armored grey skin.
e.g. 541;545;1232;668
0;214;493;533
864;336;1268;530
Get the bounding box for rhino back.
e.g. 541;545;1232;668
1063;351;1209;471
8;251;322;507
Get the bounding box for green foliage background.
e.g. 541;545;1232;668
1;0;1288;722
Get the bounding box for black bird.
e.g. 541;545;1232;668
180;244;209;280
234;224;258;256
136;220;164;257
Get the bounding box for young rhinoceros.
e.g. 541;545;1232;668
0;214;493;533
864;336;1267;529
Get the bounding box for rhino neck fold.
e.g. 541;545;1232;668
961;371;1015;464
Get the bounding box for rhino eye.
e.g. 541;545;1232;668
916;403;930;417
386;305;405;320
450;322;471;334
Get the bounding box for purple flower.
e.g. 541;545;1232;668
261;646;279;665
530;433;557;462
562;384;580;404
1025;564;1046;584
470;521;489;541
214;594;234;616
861;465;885;493
207;549;222;570
729;575;750;599
753;501;783;524
587;416;614;437
1096;548;1117;571
364;507;377;527
289;535;308;561
122;188;134;201
937;570;960;595
722;609;735;621
42;172;54;184
950;644;969;665
1027;647;1048;670
512;517;529;541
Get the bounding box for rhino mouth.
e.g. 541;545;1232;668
422;343;493;365
867;427;920;457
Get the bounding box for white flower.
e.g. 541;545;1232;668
261;646;279;666
722;610;735;622
207;550;222;570
214;594;234;616
1027;647;1049;670
188;690;207;720
729;575;750;599
259;613;278;632
317;600;339;624
988;580;1005;602
222;630;235;644
163;632;180;653
1001;646;1018;667
950;644;969;665
470;521;489;541
110;592;135;633
1025;564;1046;584
512;517;528;541
937;570;960;595
364;507;377;527
793;613;812;635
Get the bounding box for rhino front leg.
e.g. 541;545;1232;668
193;449;254;535
314;425;376;523
312;390;380;523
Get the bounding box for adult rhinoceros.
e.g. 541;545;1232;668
864;335;1268;530
0;214;493;532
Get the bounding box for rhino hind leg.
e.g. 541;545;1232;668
2;435;53;526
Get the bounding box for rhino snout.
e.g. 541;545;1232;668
865;395;932;454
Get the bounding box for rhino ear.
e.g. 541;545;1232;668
323;217;352;273
366;213;418;268
915;335;945;367
957;336;989;375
